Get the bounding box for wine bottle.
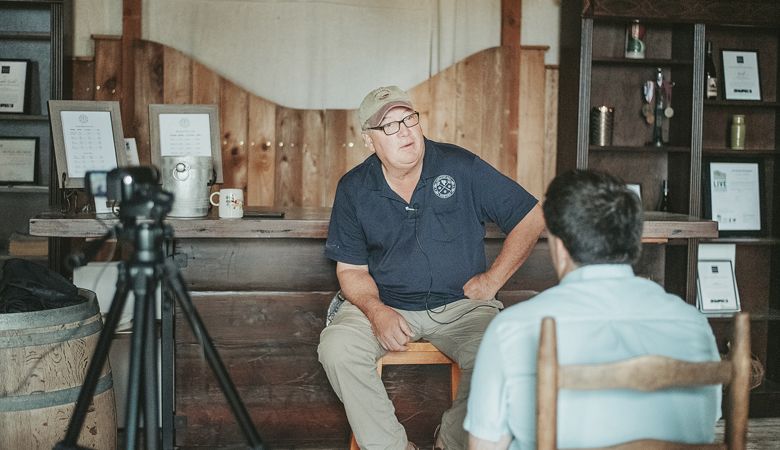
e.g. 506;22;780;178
652;68;665;147
657;179;669;212
705;41;718;99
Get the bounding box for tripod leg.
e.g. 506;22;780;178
124;264;155;450
57;262;131;450
163;260;264;449
142;273;160;450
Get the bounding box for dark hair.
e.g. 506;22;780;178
543;169;643;265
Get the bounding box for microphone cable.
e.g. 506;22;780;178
411;205;500;325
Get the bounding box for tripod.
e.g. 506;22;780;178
55;168;264;450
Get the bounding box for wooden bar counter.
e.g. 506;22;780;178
30;208;717;449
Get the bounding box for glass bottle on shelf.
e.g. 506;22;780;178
657;179;669;212
652;68;665;147
705;41;718;99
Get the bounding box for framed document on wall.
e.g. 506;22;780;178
703;159;763;236
149;104;223;183
0;137;37;183
0;59;31;114
49;100;128;188
721;49;762;101
697;259;740;314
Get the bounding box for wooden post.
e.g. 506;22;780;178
501;0;522;48
121;0;142;137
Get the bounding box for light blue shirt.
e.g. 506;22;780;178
464;264;721;449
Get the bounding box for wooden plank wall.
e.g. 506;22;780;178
74;39;558;204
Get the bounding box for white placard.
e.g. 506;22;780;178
158;113;212;157
721;50;762;101
73;262;162;331
697;260;740;313
709;162;761;231
626;183;641;201
60;110;119;178
123;138;140;166
0;138;36;182
0;61;28;113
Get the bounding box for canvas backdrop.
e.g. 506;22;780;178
70;0;559;109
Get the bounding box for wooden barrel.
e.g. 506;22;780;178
0;289;117;450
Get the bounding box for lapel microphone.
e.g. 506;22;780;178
405;204;420;218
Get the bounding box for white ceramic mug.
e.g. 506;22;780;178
210;189;244;219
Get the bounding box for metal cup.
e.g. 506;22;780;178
590;106;614;146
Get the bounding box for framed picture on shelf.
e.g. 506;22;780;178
721;49;762;101
626;183;642;202
48;100;128;189
148;104;223;183
0;137;37;184
0;59;31;114
703;159;764;236
696;259;740;314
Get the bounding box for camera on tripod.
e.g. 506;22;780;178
85;167;174;221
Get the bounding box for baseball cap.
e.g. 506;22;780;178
358;86;414;130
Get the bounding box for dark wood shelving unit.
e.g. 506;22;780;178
0;113;51;121
559;0;780;417
592;57;694;67
590;145;691;153
0;0;65;254
0;30;50;40
704;100;780;108
703;148;778;156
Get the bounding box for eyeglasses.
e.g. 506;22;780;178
368;112;420;136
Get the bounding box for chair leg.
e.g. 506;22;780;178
349;433;360;450
450;363;460;401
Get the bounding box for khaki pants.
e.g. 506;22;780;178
318;298;502;450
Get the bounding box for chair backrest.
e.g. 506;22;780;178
536;313;751;450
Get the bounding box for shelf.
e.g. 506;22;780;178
0;31;50;41
0;185;48;194
704;100;780;108
703;148;778;156
589;145;690;153
592;57;693;67
705;308;780;321
702;237;780;246
0;250;47;264
0;114;49;122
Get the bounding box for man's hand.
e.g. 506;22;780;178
463;272;500;301
464;204;545;302
366;304;414;351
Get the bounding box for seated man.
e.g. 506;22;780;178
464;170;721;449
318;85;544;450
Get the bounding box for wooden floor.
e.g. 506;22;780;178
117;418;780;449
714;418;780;450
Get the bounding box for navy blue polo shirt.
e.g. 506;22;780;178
325;138;537;311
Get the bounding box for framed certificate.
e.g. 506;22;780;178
0;137;38;183
149;104;223;183
721;50;762;101
626;183;642;202
703;159;763;235
49;100;128;189
697;259;740;314
0;59;30;114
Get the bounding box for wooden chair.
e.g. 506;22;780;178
536;313;751;450
349;341;460;450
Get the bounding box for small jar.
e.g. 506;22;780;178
730;115;746;150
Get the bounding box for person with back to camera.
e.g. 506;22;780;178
464;169;722;449
318;85;545;450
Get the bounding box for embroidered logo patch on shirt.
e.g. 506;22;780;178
433;175;456;199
